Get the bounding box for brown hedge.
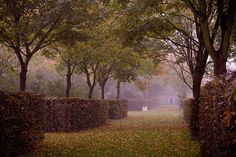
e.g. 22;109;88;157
45;98;109;131
0;91;46;157
108;100;128;119
199;73;236;157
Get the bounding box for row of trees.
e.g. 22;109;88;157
0;0;235;100
0;0;158;99
111;0;236;100
110;0;235;137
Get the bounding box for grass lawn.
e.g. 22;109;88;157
23;107;199;157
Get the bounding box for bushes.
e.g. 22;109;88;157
108;100;128;119
199;73;236;157
45;98;109;131
0;91;127;156
0;91;46;157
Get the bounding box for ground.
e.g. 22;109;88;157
22;106;199;157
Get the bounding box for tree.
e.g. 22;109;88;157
75;40;103;99
113;49;140;99
116;0;209;102
0;0;77;91
54;46;79;97
52;28;89;97
182;0;236;75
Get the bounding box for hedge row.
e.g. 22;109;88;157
199;73;236;157
0;91;45;157
0;93;128;156
108;100;128;119
45;98;109;131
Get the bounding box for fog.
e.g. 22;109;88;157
0;55;192;111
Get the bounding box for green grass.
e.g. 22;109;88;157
23;109;199;157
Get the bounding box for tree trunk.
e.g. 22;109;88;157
191;72;204;139
88;86;94;99
19;64;28;91
100;79;108;99
65;63;72;97
190;50;208;139
101;83;105;99
213;55;227;76
65;73;72;97
116;80;121;99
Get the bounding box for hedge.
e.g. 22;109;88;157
0;91;46;157
108;100;128;119
199;73;236;157
45;98;109;131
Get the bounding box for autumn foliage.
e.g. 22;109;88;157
0;91;46;157
199;73;236;157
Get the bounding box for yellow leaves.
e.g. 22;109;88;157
24;111;199;157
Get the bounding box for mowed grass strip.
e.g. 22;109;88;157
23;109;199;157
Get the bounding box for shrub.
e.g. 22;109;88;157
0;91;46;157
108;100;128;119
199;73;236;157
45;98;109;131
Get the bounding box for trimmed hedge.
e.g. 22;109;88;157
45;98;109;131
108;100;128;119
0;91;46;157
199;73;236;157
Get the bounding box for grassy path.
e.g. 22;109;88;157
23;108;199;157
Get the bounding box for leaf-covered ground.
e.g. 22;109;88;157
23;106;200;157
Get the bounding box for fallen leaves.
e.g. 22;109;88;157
23;110;199;157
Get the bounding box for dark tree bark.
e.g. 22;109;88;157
65;63;72;97
19;64;28;91
15;48;30;92
100;81;107;99
116;80;121;99
190;56;207;138
101;84;105;99
99;78;109;99
64;59;76;98
81;61;99;99
213;54;227;75
85;70;96;99
184;0;236;76
88;86;95;99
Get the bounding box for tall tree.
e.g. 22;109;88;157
52;28;89;97
182;0;236;75
0;0;77;91
113;50;140;99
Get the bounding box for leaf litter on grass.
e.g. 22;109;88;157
23;110;199;157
